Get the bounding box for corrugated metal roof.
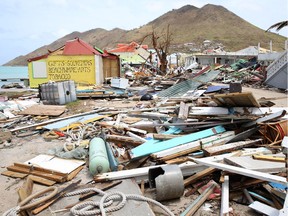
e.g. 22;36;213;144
157;70;220;98
0;66;28;79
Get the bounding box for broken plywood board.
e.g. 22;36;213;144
224;156;286;173
203;139;262;156
19;104;66;116
24;154;85;174
7;163;66;182
212;91;260;107
5;155;85;183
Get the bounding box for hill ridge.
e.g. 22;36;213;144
4;4;286;66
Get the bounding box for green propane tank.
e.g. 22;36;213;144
89;137;110;175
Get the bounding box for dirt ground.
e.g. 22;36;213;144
0;85;287;215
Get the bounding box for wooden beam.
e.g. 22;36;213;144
184;167;216;187
18;177;34;216
220;176;230;216
7;163;67;182
1;170;28;179
28;175;56;186
262;184;284;209
180;182;217;216
178;101;190;119
130;126;226;159
153;133;182;140
106;134;144;147
203;139;262;156
152;131;235;159
192;158;287;185
252;154;285;163
160;146;200;162
165;157;191;164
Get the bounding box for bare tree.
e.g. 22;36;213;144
141;25;173;74
266;20;288;32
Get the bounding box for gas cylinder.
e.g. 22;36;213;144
89;137;110;175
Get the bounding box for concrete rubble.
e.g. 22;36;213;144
0;61;287;216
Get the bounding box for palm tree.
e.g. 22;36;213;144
266;20;288;32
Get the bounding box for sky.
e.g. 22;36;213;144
0;0;287;65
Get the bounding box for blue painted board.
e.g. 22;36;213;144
130;126;226;158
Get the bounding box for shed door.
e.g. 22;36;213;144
103;58;120;78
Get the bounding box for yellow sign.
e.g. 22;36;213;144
47;55;95;81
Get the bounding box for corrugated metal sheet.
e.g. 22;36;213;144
157;70;220;98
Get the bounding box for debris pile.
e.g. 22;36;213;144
0;75;287;216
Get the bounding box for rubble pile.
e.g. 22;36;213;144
0;76;287;216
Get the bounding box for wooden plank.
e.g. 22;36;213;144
231;179;265;191
252;154;285;163
1;170;28;178
28;175;56;186
160;146;200;162
19;104;66;116
67;165;84;181
262;184;283;209
153;133;182;140
220;176;230;216
165;157;191;164
153;131;235;159
180;182;217;216
192;158;287;185
7;165;66;182
243;189;254;204
18;177;34;216
106;134;144;147
18;176;34;201
14;162;67;176
130;126;226;159
127;131;147;142
178;101;190;119
204;139;262;156
184;167;216;187
249;201;279;216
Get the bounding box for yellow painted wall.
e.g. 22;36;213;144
29;55;96;88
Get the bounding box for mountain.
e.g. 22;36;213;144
4;4;286;66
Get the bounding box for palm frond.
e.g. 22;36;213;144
266;20;288;32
